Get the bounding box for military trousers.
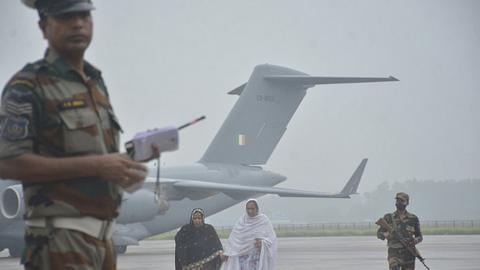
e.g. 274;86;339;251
387;247;415;270
21;226;116;270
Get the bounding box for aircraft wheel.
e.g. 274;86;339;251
115;245;127;254
9;246;22;257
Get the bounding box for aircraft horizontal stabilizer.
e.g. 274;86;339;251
227;83;247;95
264;75;398;86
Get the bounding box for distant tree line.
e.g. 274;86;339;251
345;179;480;222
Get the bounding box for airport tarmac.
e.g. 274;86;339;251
1;235;479;269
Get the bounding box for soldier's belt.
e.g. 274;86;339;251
25;216;114;240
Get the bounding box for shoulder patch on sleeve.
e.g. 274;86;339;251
3;81;36;100
2;84;37;117
1;115;29;140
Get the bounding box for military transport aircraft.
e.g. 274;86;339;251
0;64;398;256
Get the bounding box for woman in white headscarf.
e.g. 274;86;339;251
223;199;277;270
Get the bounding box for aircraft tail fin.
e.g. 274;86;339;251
339;158;368;196
200;64;308;165
200;64;397;165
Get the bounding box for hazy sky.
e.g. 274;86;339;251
1;0;479;194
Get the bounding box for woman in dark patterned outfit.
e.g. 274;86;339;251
175;208;224;270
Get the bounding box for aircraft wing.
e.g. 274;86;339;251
173;180;346;198
172;159;367;198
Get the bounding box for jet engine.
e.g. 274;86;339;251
0;184;24;220
117;189;167;224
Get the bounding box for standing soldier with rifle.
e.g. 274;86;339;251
376;192;429;270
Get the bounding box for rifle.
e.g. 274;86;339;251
376;218;430;270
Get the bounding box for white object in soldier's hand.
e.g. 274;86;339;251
122;168;148;193
125;126;179;162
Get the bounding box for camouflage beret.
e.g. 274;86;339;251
395;192;410;203
21;0;94;16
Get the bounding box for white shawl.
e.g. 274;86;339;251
223;213;277;270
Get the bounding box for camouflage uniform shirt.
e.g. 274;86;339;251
377;210;423;248
0;49;123;221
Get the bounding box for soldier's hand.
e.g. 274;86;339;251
94;153;147;188
406;238;417;247
383;232;391;240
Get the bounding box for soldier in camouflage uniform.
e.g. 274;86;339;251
0;0;156;269
377;192;423;270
